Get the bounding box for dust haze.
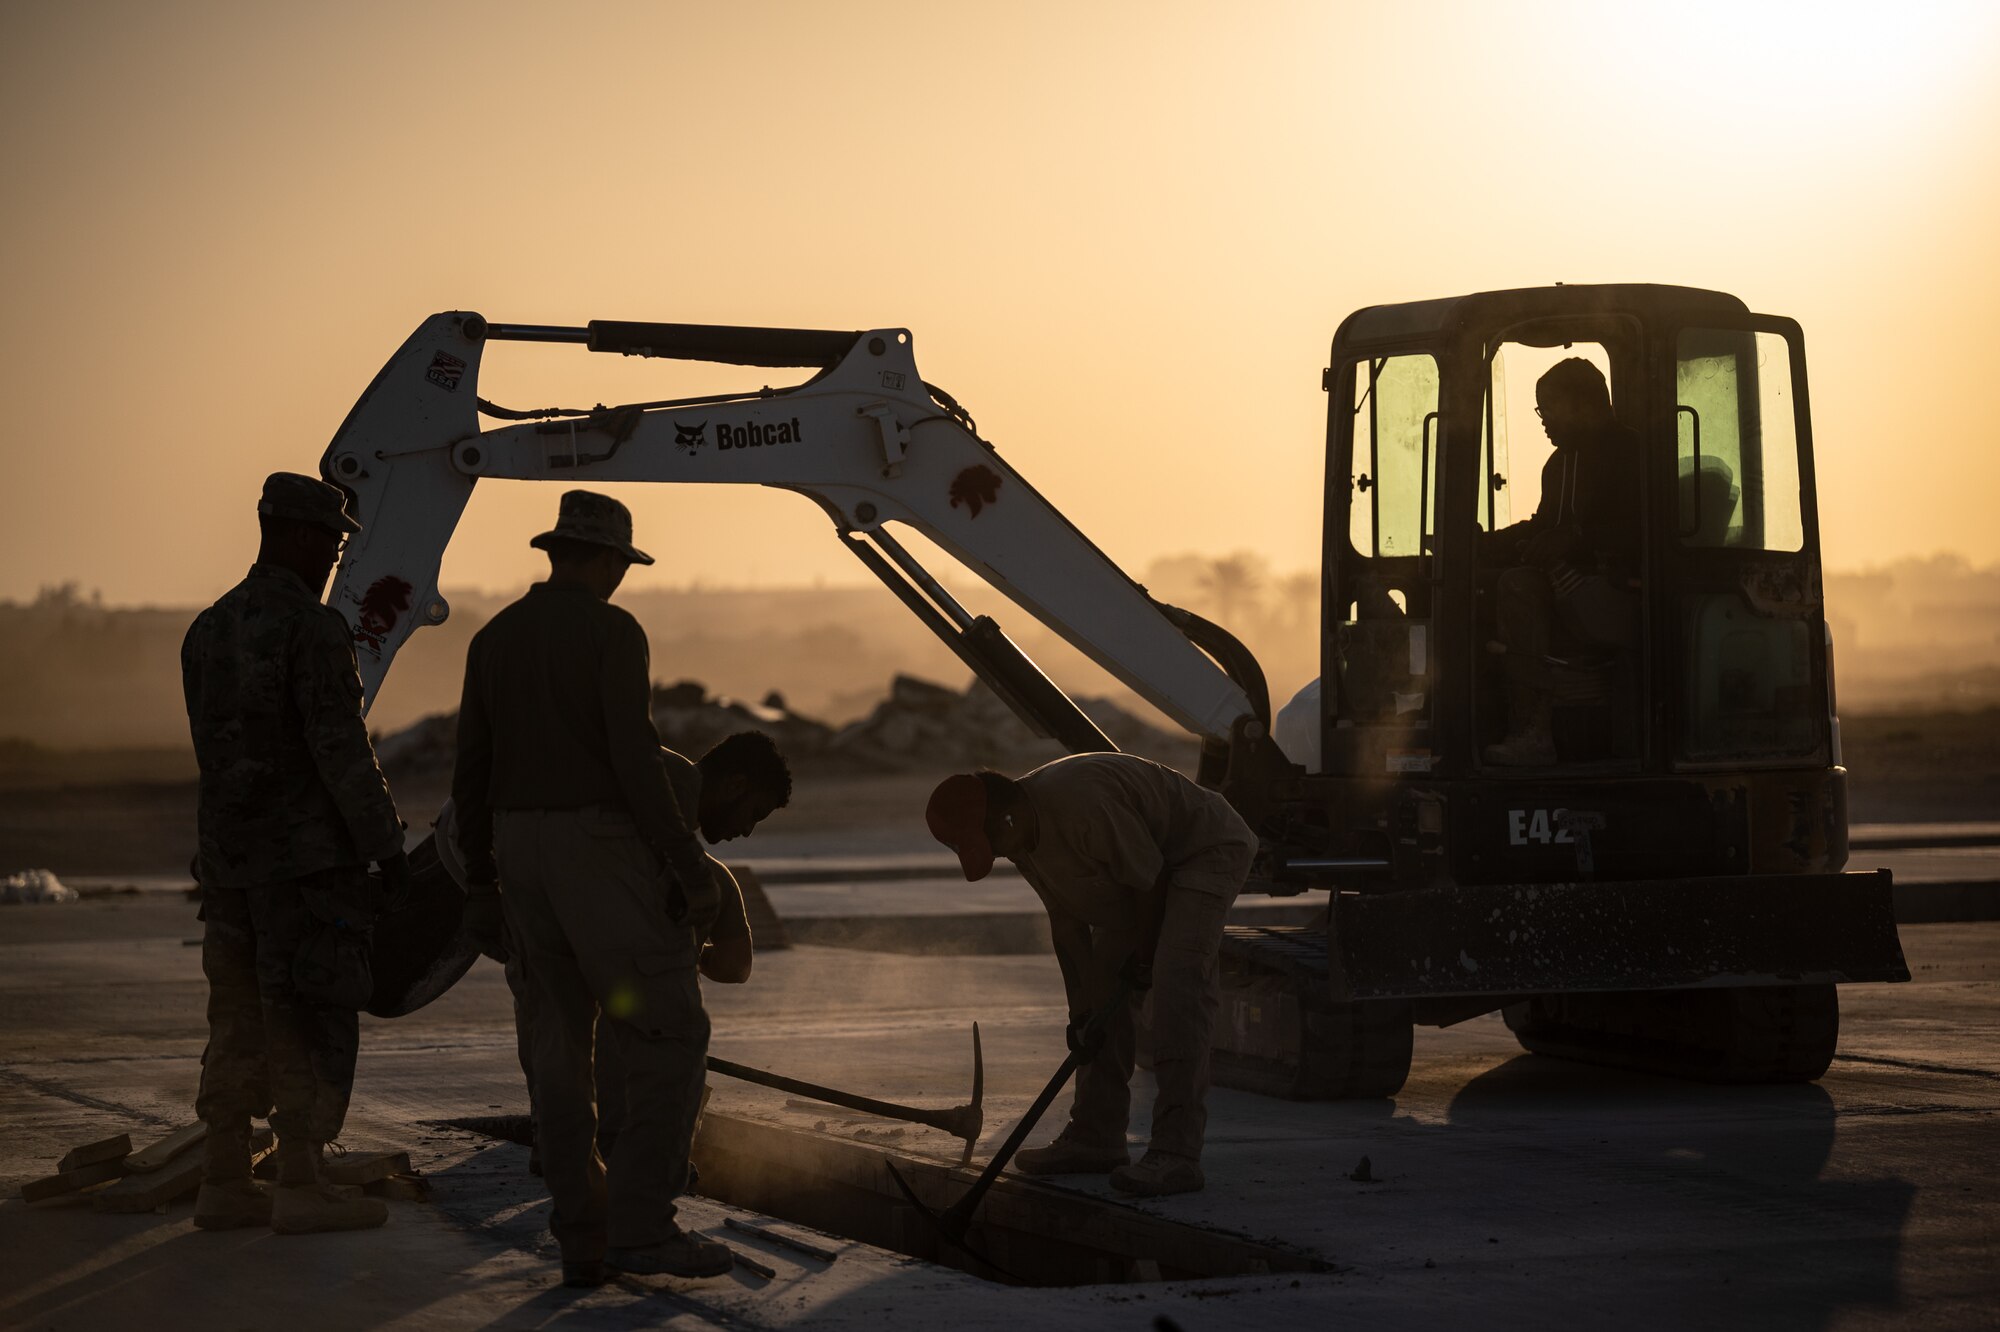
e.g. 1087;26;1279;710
2;552;1995;753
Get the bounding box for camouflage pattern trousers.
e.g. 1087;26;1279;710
196;868;370;1153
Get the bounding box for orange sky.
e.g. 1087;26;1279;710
4;0;1998;605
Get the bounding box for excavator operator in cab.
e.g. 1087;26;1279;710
1480;358;1643;765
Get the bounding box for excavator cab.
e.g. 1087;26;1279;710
1206;285;1906;1099
1322;284;1826;789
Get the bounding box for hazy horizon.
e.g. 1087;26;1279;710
5;550;1995;753
5;2;2000;606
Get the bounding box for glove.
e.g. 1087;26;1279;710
376;851;413;913
1066;1019;1106;1063
463;889;508;963
1121;952;1154;993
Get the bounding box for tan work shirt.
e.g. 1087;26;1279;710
1012;753;1256;928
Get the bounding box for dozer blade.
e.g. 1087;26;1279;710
1330;869;1908;1001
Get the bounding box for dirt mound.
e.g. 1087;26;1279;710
828;674;1196;772
650;681;842;768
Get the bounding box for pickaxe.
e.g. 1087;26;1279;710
884;977;1134;1266
706;1023;985;1165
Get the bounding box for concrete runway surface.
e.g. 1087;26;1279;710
0;896;1994;1330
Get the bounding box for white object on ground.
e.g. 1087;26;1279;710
3;868;78;904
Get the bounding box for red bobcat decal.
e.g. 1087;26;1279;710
949;464;1001;518
353;575;413;658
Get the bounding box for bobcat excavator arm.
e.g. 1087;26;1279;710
319;311;1275;771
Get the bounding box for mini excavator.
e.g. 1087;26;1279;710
326;284;1908;1096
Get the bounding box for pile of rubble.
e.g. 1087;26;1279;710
651;682;842;768
826;675;1196;771
372;674;1194;784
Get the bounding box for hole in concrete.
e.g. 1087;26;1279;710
446;1110;1324;1287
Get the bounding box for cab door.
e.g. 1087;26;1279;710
1662;315;1830;768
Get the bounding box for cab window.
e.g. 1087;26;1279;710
1338;352;1437;730
1675;329;1804;551
1348;354;1440;561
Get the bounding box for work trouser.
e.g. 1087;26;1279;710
502;948;630;1154
196;868;369;1172
1495;566;1637;682
1065;842;1251;1161
495;806;708;1261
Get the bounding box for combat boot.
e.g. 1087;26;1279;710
1109;1150;1205;1196
608;1228;733;1278
272;1183;388;1234
269;1135;386;1234
193;1121;273;1230
194;1179;273;1230
1014;1125;1131;1176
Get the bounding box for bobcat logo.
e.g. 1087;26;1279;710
673;420;708;456
949;464;1001;518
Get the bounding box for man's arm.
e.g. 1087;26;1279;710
293;612;403;865
450;636;498;884
598;612;717;926
699;859;753;984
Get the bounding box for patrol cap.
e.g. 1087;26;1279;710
926;773;994;882
529;489;655;566
258;472;361;535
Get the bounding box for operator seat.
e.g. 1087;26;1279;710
1679;457;1740;547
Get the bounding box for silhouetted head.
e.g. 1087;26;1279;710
254;472;359;596
531;489;653;600
541;536;633;600
926;769;1035;880
696;731;793;843
1535;358;1617;446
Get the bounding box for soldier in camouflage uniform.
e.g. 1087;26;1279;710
182;472;410;1235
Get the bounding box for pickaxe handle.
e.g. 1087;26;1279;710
705;1023;984;1161
890;974;1135;1249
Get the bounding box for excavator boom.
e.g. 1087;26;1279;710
320;313;1258;752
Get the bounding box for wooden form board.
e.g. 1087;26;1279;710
125;1123;206;1173
95;1130;274;1213
57;1134;131;1173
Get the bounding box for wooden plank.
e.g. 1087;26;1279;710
21;1160;125;1204
364;1173;431;1203
124;1123;206;1174
723;1215;841;1263
57;1133;131;1174
95;1130;274;1214
722;1244;778;1279
322;1150;410;1186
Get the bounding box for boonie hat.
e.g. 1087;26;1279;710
926;773;994;882
530;489;655;566
259;472;361;535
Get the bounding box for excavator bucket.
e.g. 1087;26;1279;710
1328;869;1909;1000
